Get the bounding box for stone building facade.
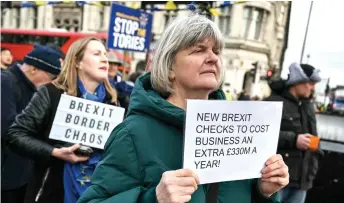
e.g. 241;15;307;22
1;1;291;98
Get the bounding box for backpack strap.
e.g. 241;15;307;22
44;83;63;127
45;83;63;104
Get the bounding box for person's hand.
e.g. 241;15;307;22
156;169;199;203
259;154;289;197
296;133;312;150
51;144;89;163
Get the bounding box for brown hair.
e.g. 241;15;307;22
52;37;117;103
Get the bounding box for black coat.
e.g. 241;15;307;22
6;83;118;203
266;80;323;190
1;63;35;190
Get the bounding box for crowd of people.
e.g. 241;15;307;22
1;14;322;203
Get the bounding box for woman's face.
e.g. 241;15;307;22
78;40;109;82
171;39;221;93
1;50;13;66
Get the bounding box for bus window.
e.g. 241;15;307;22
39;36;49;45
28;35;38;44
14;34;28;44
39;36;68;46
2;33;39;44
1;33;13;43
34;35;41;44
52;36;68;46
1;33;68;47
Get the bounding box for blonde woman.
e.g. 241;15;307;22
7;37;118;203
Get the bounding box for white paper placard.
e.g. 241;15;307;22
49;94;125;149
183;100;283;184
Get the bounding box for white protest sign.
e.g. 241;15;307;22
49;94;125;149
183;100;283;184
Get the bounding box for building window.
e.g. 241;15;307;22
242;7;265;41
164;10;177;26
14;7;20;28
53;6;82;32
99;7;105;31
32;7;38;28
1;8;8;27
278;5;285;25
219;6;231;35
0;2;11;27
275;44;280;59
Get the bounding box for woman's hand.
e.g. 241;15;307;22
259;154;289;197
156;169;199;203
51;144;89;163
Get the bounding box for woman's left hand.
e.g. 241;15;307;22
259;154;289;197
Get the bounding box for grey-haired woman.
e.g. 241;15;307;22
78;15;289;203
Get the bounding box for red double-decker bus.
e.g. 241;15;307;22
0;28;131;72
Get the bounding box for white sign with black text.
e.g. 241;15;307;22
183;100;283;184
49;94;125;149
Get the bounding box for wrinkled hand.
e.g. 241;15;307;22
296;133;312;150
156;169;200;203
51;144;89;163
259;154;289;197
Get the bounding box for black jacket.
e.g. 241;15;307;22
6;83;117;203
1;63;35;190
266;80;323;190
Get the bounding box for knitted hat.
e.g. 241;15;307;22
286;62;321;86
45;43;66;59
23;45;62;75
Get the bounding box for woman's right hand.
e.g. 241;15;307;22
156;169;200;203
51;144;89;163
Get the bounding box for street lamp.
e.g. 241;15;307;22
300;1;313;63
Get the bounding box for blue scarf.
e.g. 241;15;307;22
63;79;106;203
77;78;106;102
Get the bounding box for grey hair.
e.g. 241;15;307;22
150;14;225;95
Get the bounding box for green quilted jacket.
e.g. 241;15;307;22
78;73;280;203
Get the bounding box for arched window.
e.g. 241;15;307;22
241;6;266;41
53;5;81;32
219;6;231;36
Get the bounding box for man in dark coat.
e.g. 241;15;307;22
266;63;323;203
1;45;62;203
116;71;143;113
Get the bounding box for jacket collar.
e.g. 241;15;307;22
127;73;226;129
282;90;302;105
9;63;36;92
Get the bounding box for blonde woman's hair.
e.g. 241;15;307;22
53;37;117;103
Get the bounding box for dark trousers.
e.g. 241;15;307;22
1;185;27;203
